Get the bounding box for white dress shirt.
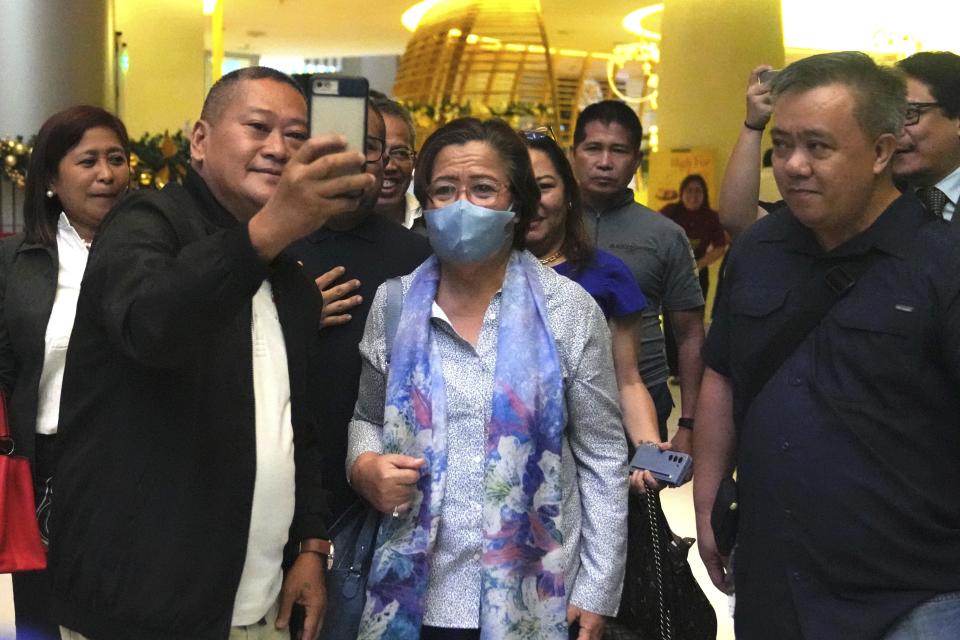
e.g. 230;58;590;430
231;280;297;625
35;213;89;435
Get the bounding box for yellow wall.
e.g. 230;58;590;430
654;0;785;201
115;0;206;138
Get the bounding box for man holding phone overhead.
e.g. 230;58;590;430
50;67;371;640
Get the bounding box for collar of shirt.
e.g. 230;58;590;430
752;194;923;261
921;163;960;220
56;211;90;266
306;211;380;244
404;192;423;229
584;189;636;216
184;167;246;231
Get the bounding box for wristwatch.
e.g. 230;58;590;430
299;538;334;570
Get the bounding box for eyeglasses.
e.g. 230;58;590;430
519;125;557;142
364;136;386;164
904;102;941;126
426;179;508;206
385;146;416;164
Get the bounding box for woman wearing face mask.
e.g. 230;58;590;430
522;131;668;489
0;105;130;639
347;118;628;640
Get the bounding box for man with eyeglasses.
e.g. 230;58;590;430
370;93;425;232
894;51;960;221
286;102;431;521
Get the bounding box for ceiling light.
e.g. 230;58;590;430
402;0;444;31
622;4;664;41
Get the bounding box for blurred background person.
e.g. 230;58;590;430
660;175;727;303
660;174;727;378
0;105;130;640
348;117;628;640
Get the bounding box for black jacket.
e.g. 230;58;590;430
49;170;329;639
0;234;57;468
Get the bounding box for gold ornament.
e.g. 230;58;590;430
129;152;140;169
138;170;153;187
4;155;16;168
13;142;25;155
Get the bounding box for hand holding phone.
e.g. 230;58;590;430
248;136;371;260
758;68;781;87
307;74;369;177
629;443;692;487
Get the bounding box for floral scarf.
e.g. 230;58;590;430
359;251;567;639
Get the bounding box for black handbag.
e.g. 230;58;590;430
319;500;381;640
607;490;717;640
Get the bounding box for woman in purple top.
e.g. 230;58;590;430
522;130;662;489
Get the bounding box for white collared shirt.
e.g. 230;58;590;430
231;280;297;625
35;213;89;435
402;191;423;229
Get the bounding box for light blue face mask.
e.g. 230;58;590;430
424;199;516;264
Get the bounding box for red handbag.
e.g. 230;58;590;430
0;392;47;572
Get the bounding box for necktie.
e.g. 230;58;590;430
917;185;948;219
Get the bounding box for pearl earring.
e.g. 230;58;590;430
46;189;55;199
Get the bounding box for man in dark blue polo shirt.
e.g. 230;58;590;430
694;51;960;640
285;103;431;520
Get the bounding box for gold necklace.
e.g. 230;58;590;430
539;250;563;265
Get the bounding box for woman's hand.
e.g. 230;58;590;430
566;605;607;640
629;441;671;494
350;451;425;514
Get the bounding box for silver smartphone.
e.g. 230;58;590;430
629;444;693;487
307;74;369;154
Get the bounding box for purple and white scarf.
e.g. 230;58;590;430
359;251;568;639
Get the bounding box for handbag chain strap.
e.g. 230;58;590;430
646;489;673;640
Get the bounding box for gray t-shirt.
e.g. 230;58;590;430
583;190;704;386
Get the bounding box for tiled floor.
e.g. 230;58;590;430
0;388;735;639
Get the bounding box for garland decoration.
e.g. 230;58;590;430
0;130;191;190
1;137;31;188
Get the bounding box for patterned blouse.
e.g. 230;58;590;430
347;255;629;627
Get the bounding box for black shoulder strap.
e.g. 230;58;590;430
383;277;403;365
741;251;881;412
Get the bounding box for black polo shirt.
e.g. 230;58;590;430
704;195;960;639
285;213;431;518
